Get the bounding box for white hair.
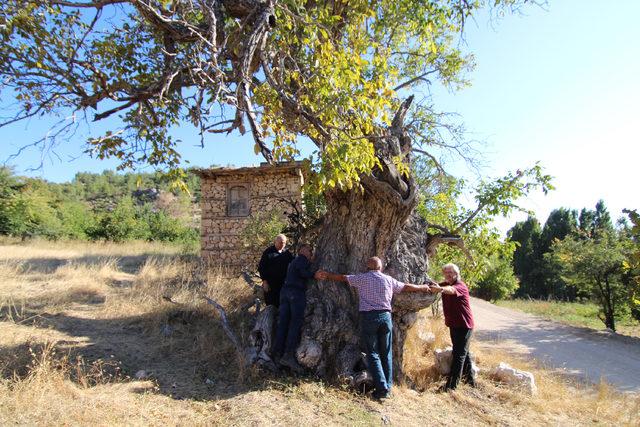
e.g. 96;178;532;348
274;234;287;242
442;263;461;279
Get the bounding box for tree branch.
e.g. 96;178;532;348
411;148;446;175
49;0;127;7
393;70;437;91
260;55;331;145
93;100;136;121
452;170;524;234
200;292;246;364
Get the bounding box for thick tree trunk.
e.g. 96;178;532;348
294;97;437;383
386;213;438;381
297;182;416;378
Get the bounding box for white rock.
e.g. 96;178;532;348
491;362;537;395
416;330;436;345
434;347;480;377
434;347;453;375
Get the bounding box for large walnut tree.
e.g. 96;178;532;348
0;0;538;381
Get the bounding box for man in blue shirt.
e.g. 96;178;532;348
272;243;323;373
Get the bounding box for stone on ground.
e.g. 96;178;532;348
491;362;537;395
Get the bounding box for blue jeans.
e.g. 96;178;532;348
273;288;306;356
360;310;393;393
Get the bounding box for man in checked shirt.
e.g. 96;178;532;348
318;257;432;400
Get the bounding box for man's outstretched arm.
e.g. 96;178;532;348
401;283;432;293
317;270;348;282
428;283;457;295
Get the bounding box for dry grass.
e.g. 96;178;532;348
402;310;640;425
0;344;214;426
1;240;639;426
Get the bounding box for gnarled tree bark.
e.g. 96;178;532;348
387;212;438;381
294;97;437;384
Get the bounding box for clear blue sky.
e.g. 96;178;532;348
430;0;640;231
2;0;639;233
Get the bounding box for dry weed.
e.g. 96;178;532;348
401;310;640;425
0;341;215;426
403;311;450;390
2;241;640;426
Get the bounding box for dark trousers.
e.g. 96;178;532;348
273;288;306;356
360;310;393;393
447;327;475;390
264;281;284;307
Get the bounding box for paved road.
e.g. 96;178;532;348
471;297;640;393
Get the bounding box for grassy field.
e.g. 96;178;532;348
496;299;640;338
1;240;639;426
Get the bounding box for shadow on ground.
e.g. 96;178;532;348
0;282;302;402
8;254;198;275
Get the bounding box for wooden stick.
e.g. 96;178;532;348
200;293;245;361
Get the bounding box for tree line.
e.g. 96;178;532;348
2;164;638;332
508;201;640;331
0;167;200;246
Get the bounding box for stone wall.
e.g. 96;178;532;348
198;164;303;272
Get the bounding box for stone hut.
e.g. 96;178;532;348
195;162;304;272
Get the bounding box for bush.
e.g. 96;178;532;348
1;168;201;245
146;210;198;244
474;254;520;302
241;209;288;250
91;197;147;242
5;188;63;240
56;201;96;240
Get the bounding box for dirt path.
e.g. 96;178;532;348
470;297;640;392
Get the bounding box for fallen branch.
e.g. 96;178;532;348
199;292;245;362
240;298;262;315
241;269;262;291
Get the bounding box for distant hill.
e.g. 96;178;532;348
0;167;202;244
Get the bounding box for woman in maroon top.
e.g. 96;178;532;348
429;263;477;391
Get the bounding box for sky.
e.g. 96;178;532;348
429;0;640;232
2;0;639;234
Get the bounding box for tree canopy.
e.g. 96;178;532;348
623;208;640;320
549;230;632;331
2;0;534;188
508;200;639;309
414;158;552;300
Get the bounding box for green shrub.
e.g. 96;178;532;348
474;254;519;302
92;196;147;242
241;209;288;250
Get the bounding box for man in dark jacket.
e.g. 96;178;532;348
272;243;322;373
257;234;294;307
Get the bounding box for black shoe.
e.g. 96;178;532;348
372;389;390;400
462;374;477;388
436;384;453;393
278;353;304;374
